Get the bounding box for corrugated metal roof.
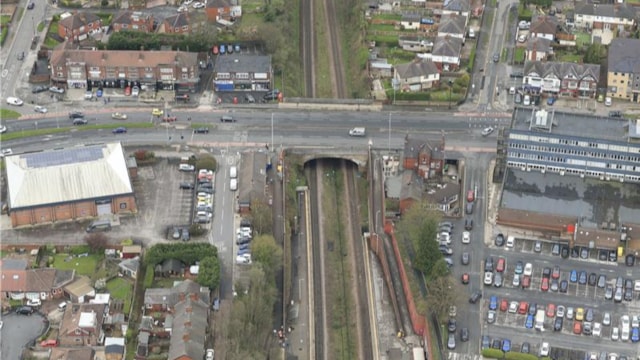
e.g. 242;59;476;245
6;142;133;209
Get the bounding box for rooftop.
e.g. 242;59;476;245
501;168;640;227
607;38;640;74
5;143;133;209
213;55;272;74
511;108;634;143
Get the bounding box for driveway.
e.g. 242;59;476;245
1;311;47;359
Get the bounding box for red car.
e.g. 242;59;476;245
40;339;58;347
500;299;508;312
541;277;549;292
461;273;469;284
573;321;582;334
522;275;531;288
467;189;475;202
518;301;529;315
124;86;131;96
496;257;506;273
163;116;177;122
546;303;556;317
212;45;219;55
552;265;561;280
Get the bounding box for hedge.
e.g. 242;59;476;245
143;265;154;288
506;352;539;360
482;348;505;359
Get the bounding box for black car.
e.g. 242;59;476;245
197;187;213;194
491;339;502;349
264;89;281;101
484;257;494;272
624;288;633;301
69;111;85;119
510;71;524;78
17;51;25;61
571;247;579;258
447;318;457;332
588;273;597;286
561;246;569;258
560;280;568;293
495;233;505;247
609;110;623;118
179;182;194;190
72;118;88;125
528;303;537;316
469;291;482;304
625;254;635;267
17;306;34;315
609;250;617;262
553;317;563;331
464;219;473;230
599;250;608;261
32;85;48;94
460;328;469;342
27;2;34;9
542;267;551;279
520;342;530;353
193;127;209;134
482;335;491;349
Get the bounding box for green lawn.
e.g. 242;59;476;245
514;47;525;64
558;53;582;62
53;254;100;276
575;32;591;47
106;277;133;314
0;15;11;26
369;23;397;32
0;108;22;120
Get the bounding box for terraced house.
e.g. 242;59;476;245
522;61;600;98
574;3;637;45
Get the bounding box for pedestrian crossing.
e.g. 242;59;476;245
454;111;512;118
448;353;482;360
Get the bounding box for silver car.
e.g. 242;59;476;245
512;274;520;287
447;332;456;350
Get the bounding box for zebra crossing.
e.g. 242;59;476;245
448;353;483;360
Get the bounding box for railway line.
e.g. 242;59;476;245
300;0;316;97
307;159;372;360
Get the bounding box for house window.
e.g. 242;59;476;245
120;203;127;209
182;25;189;31
75;329;81;335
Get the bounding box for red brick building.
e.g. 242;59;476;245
4;143;137;227
58;12;102;41
111;11;154;33
205;0;242;22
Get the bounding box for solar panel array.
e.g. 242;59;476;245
26;146;104;168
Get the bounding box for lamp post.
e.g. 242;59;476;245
448;79;453;109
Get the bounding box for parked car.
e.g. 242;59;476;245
264;89;281;101
32;85;48;93
49;86;65;94
6;97;24;106
34;105;48;113
609;110;623;118
16;306;34;315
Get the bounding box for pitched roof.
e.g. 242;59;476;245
164;13;190;29
524;60;600;83
574;3;636;20
526;37;553;51
144;279;210;307
530;15;558;35
432;36;463;57
64;276;95;298
168;298;209;360
0;264;67;293
395;59;439;79
425;182;461;205
607;38;640;73
59;303;107;337
443;0;470;12
160;258;185;273
5;143;133;209
50;50;198;70
399;170;423;201
438;13;466;35
59;12;101;30
119;257;140;273
401;13;421;22
113;10;152;25
208;0;232;7
238;152;268;205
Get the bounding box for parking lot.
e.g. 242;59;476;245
480;235;640;358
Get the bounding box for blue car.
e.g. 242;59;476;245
547;97;556;105
220;44;226;54
570;270;578;283
237;248;250;256
502;339;511;352
238;243;250;251
112;127;127;134
489;295;498;310
525;314;534;329
632;327;639;342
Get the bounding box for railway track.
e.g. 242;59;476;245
307;159;373;360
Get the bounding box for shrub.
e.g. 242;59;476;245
195;155;217;172
189;224;206;237
482;348;504;359
505;352;539;360
143;265;154;288
69;245;91;255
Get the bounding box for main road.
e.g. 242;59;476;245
1;109;505;154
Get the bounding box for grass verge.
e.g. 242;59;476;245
0;122;154;141
52;254;99;276
0;108;22;120
313;0;333;97
322;169;357;360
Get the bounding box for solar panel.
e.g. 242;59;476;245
26;146;104;168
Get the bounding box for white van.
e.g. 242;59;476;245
348;127;366;137
58;301;68;311
236;254;252;265
230;178;238;191
229;166;237;179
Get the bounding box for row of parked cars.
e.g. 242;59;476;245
236;219;253;265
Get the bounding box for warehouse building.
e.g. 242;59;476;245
5;143;136;227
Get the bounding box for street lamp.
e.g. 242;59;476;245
448;79;453;109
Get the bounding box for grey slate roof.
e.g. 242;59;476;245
433;36;463;58
526;37;553;51
5;142;133;209
144;279;210;307
574;3;636;20
438;13;466;36
523;60;600;83
607;38;640;73
401;14;421;22
443;0;470;12
399;170;423;201
238;151;268;206
112;10;152;25
1;258;27;270
59;12;101;30
163;13;189;29
168;298;209;360
395;59;439;80
213;55;272;74
118;257;140;273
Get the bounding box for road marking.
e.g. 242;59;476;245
1;69;7;78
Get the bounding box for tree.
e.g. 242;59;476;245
397;201;442;276
249;201;273;236
250;234;283;279
195;155;217;172
84;233;108;253
197;256;221;290
144;243;218;266
426;276;454;322
583;43;605;64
